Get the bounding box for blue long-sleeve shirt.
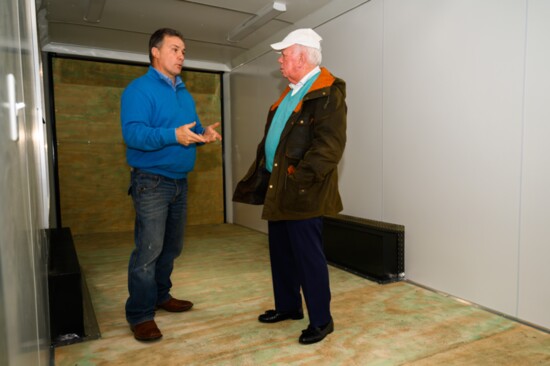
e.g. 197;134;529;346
121;66;205;179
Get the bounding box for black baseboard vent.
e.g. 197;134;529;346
47;228;100;347
323;214;405;284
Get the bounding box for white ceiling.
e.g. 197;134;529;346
36;0;362;70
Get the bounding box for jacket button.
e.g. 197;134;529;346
299;120;304;124
269;185;273;189
274;163;278;167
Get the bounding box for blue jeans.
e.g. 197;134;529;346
125;169;188;325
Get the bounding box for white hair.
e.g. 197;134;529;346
299;45;322;66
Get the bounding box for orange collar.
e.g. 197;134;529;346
270;67;335;112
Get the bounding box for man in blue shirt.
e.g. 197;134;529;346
121;28;221;341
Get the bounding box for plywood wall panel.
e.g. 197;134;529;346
53;58;223;235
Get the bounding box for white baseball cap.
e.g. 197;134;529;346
270;28;322;51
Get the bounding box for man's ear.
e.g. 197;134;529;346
299;51;307;66
151;47;159;59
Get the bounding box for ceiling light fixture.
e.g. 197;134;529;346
84;0;106;23
227;1;286;43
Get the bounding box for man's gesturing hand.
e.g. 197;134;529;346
176;122;206;146
203;122;222;143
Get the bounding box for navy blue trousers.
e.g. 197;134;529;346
268;217;332;327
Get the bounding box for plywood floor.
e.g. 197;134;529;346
54;224;550;365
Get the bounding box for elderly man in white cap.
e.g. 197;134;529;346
233;28;347;344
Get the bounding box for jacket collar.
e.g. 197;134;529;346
270;67;336;112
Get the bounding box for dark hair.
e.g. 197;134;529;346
148;28;184;63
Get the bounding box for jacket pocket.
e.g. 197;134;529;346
281;176;323;213
285;115;314;160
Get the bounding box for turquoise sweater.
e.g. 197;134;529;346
121;66;205;179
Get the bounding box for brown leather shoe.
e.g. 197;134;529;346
157;297;194;312
130;320;162;341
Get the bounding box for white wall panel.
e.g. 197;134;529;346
320;0;385;220
518;0;550;329
230;60;283;233
382;0;526;315
229;0;550;330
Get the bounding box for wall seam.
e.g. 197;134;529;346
381;0;385;221
516;0;530;318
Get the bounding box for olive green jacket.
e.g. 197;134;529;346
233;67;347;221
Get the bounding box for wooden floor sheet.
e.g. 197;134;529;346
54;224;550;365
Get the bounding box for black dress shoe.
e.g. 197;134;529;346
258;309;304;323
299;319;334;344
